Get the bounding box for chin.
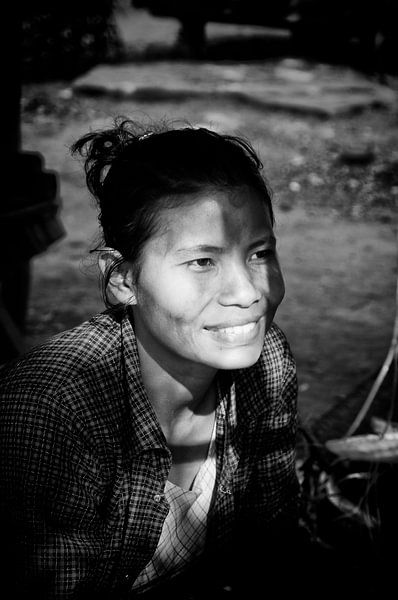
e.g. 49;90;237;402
209;344;263;370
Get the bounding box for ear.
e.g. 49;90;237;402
98;249;137;305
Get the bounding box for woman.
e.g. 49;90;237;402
0;119;301;599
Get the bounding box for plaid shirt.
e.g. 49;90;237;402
0;308;299;599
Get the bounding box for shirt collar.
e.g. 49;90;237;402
117;308;169;455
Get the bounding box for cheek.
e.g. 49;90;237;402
136;273;207;325
267;266;285;306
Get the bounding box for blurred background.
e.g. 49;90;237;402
2;0;398;431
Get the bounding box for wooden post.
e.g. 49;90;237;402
0;6;65;363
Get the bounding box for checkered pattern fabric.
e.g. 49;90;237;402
0;308;299;598
133;420;217;593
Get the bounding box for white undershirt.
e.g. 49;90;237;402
132;420;217;593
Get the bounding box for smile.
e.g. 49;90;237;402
205;319;263;344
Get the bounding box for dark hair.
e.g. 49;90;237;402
71;117;273;306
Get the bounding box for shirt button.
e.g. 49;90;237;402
153;494;162;502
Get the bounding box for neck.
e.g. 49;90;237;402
136;337;217;430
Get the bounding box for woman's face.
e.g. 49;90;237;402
131;188;285;374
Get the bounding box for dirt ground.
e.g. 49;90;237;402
20;6;398;435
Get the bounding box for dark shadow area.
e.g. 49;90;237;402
21;5;397;84
121;31;397;80
296;361;398;596
125;0;397;74
21;2;123;83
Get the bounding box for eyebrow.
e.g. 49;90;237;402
248;235;277;250
175;236;276;255
175;245;224;255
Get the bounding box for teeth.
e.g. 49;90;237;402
217;322;256;335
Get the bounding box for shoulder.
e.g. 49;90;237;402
0;309;124;401
0;310;134;460
233;322;297;419
260;322;296;374
264;321;293;354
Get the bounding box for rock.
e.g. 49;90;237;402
72;60;398;118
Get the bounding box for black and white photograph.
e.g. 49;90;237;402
1;1;397;598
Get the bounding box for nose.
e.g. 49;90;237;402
218;262;262;308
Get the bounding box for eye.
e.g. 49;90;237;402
251;248;275;262
187;258;215;270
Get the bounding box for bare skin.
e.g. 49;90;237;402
138;339;217;489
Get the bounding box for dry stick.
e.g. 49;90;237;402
345;250;398;438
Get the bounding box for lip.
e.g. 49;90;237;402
205;316;263;330
204;317;264;346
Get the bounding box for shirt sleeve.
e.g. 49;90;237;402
0;386;111;599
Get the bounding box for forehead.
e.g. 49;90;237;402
154;188;272;252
